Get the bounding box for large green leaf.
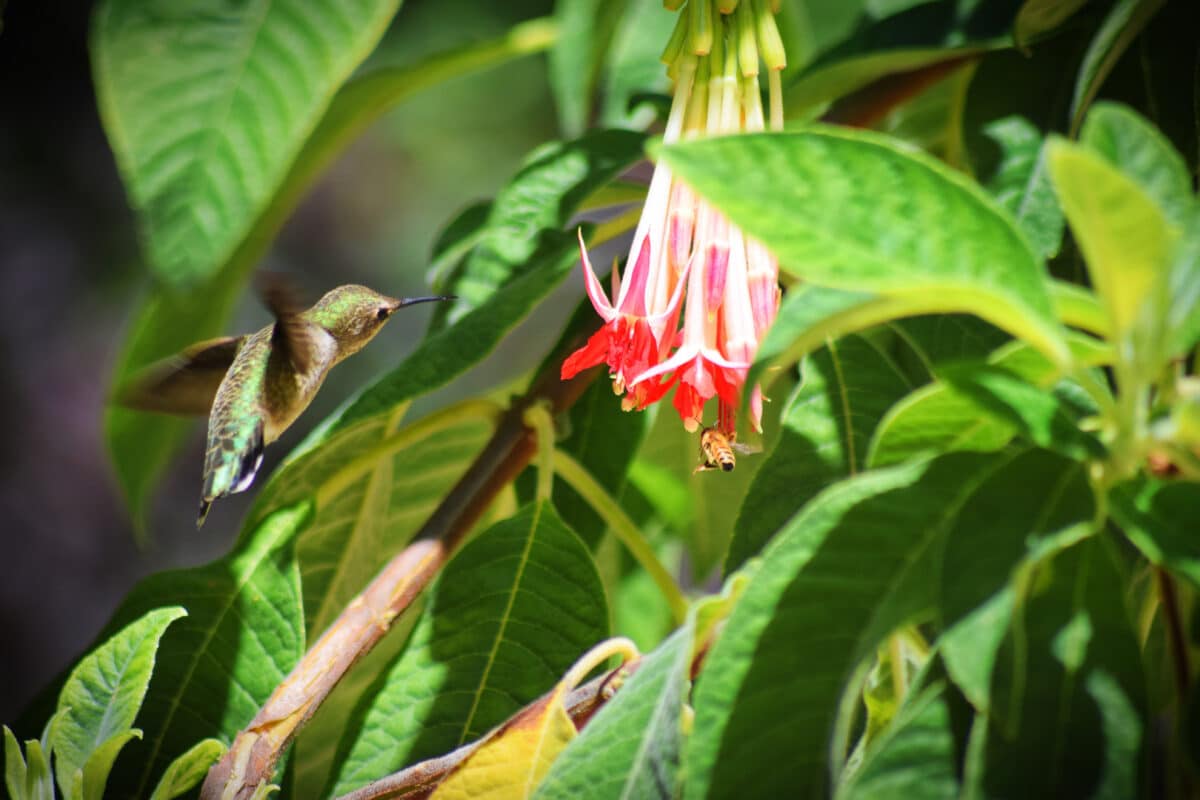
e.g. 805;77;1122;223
92;0;401;286
327;502;608;797
104;17;561;529
103;502;308;796
429;129;646;331
938;449;1095;710
936;362;1105;460
686;452;1006;799
728;333;915;571
1111;478;1200;591
535;625;692;799
1079;102;1194;229
869;336;1107;467
889;315;1011;382
836;680;959;800
662;129;1069;365
51;607;186;800
1076;102;1199;360
981;115;1064;260
966;538;1147;799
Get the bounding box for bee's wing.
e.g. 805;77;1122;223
115;336;244;416
258;272;319;374
732;441;763;455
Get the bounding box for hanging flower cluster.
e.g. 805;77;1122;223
562;0;786;444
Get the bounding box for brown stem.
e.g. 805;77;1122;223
820;55;976;129
335;658;645;800
1156;567;1190;701
201;346;599;799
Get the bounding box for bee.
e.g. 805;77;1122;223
694;426;760;473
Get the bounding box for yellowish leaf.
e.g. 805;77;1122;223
1047;139;1179;342
431;638;638;800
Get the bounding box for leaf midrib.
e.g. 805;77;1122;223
457;503;544;746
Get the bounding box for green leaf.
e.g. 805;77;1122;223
77;730;141;800
889;315;1010;380
20;739;53;800
1079;102;1195;229
535;625;692;799
662;129;1069;366
728;333;915;571
1014;0;1092;45
5;727;26;800
1111;478;1200;590
92;0;401;286
836;681;959;800
1047;137;1178;350
431;129;646;331
51;606;186;800
966;538;1146;799
427;200;492;293
103;17;560;529
328;502;608;797
939;449;1095;710
981;116;1064;260
936;363;1105;460
869;342;1049;468
252;403;496;634
147;738;225;800
1166;211;1200;357
101;502;307;797
686;451;1006;799
1069;0;1166;134
600;0;674;129
550;0;626;136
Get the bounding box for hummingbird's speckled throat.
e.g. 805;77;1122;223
117;278;453;527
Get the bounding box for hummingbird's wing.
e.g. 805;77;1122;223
258;274;320;374
116;336;244;416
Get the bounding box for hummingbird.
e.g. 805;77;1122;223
118;276;452;526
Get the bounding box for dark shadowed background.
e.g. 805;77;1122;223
0;0;561;720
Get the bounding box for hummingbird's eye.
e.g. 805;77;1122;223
376;307;390;321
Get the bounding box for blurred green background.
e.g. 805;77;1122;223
0;0;562;720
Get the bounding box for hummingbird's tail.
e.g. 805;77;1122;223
197;498;212;528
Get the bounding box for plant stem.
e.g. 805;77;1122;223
553;449;690;624
1157;567;1190;701
523;401;556;502
888;635;907;703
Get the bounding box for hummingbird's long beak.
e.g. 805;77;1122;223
390;295;456;310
